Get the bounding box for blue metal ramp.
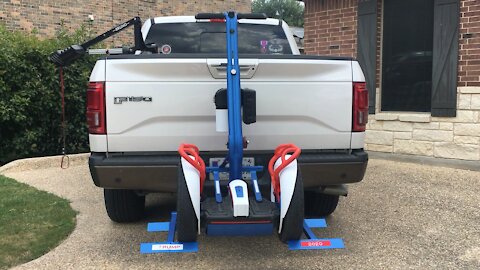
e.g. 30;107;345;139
140;212;344;253
140;212;198;253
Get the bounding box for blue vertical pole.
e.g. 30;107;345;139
168;212;177;243
225;12;243;181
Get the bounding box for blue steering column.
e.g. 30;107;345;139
225;11;243;181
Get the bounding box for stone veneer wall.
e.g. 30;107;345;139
366;87;480;160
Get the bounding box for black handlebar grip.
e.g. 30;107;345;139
195;13;225;20
48;45;85;67
237;13;267;20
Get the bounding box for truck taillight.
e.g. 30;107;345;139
86;82;106;134
353;82;369;132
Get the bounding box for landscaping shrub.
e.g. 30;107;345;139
0;25;97;164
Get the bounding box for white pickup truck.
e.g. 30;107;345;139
85;16;369;222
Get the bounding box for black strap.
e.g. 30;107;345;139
59;67;69;169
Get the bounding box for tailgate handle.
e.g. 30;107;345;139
208;63;258;79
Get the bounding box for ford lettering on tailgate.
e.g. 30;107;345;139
114;96;152;104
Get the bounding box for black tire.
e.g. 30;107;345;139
104;189;145;222
279;169;304;242
176;165;198;242
304;191;339;217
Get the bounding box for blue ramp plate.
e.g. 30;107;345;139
305;219;327;228
147;222;170;232
140;242;198;253
288;238;345;250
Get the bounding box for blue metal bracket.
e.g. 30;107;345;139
206;166;264;202
140;212;198;253
288;218;345;250
206;166;264;173
250;171;262;202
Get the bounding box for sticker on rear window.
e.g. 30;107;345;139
161;44;172;54
260;40;268;54
268;39;283;54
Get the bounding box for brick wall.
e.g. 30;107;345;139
303;0;357;57
459;0;480;87
0;0;250;45
304;0;480;161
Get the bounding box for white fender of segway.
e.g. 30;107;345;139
181;156;201;233
275;155;298;233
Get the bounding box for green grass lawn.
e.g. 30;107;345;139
0;175;76;269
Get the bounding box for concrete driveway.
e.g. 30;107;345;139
2;156;480;269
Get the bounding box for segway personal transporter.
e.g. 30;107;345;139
141;12;345;253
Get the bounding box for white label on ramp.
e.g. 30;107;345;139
152;244;184;251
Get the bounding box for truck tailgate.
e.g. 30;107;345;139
104;57;353;152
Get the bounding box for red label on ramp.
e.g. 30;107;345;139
300;240;332;247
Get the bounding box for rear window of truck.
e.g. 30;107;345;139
144;22;292;55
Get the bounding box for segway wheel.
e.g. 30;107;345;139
278;168;304;242
176;164;198;242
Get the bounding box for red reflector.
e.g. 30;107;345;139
353;82;369;132
210;18;225;23
86;82;106;134
300;240;332;247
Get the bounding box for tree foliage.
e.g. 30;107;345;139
252;0;304;27
0;25;97;164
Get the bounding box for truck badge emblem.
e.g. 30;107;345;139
114;96;153;104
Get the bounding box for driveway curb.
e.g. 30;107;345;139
0;153;89;174
368;151;480;172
